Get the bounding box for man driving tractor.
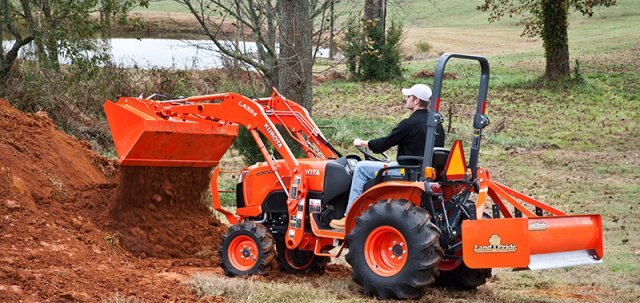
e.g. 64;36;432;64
329;84;446;229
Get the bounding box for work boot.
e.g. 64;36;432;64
330;217;346;230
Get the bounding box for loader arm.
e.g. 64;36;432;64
255;90;340;159
162;89;339;160
157;92;300;172
104;92;321;250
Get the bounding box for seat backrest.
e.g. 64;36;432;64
433;147;450;180
362;148;452;192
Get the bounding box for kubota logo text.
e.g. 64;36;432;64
305;169;320;176
263;123;283;149
238;101;257;117
473;234;517;253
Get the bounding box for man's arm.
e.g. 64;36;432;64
367;120;409;153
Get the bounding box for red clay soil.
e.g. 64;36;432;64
0;99;226;302
92;166;227;261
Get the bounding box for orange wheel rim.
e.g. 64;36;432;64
364;226;408;277
228;235;259;271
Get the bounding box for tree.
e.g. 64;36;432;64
0;0;147;90
278;0;312;110
178;0;281;90
0;0;34;86
364;0;385;38
177;0;351;113
478;0;616;81
344;19;403;81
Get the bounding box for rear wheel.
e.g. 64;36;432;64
220;221;275;276
436;211;492;289
276;240;329;274
346;200;443;299
436;262;492;290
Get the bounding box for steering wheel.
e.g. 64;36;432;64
356;145;390;162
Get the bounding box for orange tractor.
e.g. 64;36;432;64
104;53;603;299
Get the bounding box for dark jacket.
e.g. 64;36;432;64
368;109;445;165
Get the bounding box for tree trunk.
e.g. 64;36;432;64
278;0;313;112
542;0;570;81
364;0;385;35
1;0;33;88
328;0;334;60
41;0;60;69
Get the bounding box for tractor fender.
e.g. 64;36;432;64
344;181;426;234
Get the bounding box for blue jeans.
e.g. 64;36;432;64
345;161;399;216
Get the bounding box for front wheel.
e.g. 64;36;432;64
346;200;443;299
219;221;275;276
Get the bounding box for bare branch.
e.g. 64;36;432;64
179;0;269;73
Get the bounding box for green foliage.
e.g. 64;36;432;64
232;127;263;166
344;19;404;81
415;40;432;53
477;0;617;38
477;0;617;81
2;60;243;154
232;125;306;166
0;0;148;84
572;59;585;83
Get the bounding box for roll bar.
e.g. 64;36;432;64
421;53;491;180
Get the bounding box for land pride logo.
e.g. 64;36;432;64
473;234;517;253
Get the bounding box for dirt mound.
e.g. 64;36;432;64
0;99;224;301
104;167;227;260
0;100;112;204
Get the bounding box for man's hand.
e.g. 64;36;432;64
353;138;368;147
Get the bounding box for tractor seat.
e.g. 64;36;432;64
395;148;450;178
361;148;450;192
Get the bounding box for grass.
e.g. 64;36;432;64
133;0;189;13
190;274;360;303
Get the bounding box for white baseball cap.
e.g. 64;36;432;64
402;84;432;102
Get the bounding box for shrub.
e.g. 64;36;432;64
1;59;263;155
415;40;432;53
344;19;404;81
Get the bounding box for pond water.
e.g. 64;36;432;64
3;38;335;70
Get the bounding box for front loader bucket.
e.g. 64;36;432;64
462;214;603;270
104;98;238;167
